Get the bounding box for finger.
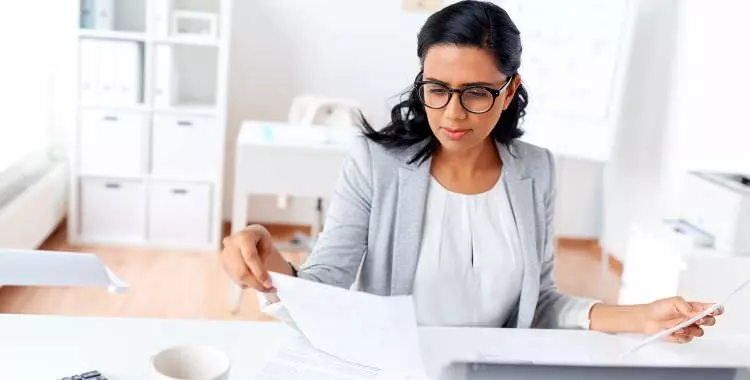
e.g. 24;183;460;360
681;325;705;337
238;242;273;290
665;334;693;344
659;316;687;330
673;297;695;318
712;306;725;316
220;242;243;283
221;243;265;291
697;316;716;326
691;302;725;317
688;302;712;312
673;297;697;318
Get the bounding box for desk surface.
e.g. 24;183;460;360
2;314;750;379
237;120;357;149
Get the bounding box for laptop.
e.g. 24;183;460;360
438;361;749;380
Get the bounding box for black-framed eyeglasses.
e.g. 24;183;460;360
415;75;514;114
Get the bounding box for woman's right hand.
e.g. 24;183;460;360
221;224;294;293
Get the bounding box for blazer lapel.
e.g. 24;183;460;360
390;158;431;295
499;143;540;328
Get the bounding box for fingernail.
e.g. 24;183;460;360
263;280;273;288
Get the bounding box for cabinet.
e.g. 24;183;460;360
80;178;146;242
70;0;232;251
148;182;212;245
150;114;220;181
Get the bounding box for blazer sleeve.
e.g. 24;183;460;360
532;148;601;329
296;136;373;289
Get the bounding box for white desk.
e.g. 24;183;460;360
2;314;750;379
229;120;357;311
231;120;356;232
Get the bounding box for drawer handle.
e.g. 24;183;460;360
172;189;188;195
104;183;121;189
177;121;193;127
103;116;119;122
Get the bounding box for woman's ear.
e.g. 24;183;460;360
502;74;522;111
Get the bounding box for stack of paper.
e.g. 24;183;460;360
264;273;429;379
80;40;142;107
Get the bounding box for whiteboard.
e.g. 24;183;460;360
495;0;636;161
672;0;750;175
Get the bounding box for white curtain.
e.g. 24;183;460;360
0;1;69;193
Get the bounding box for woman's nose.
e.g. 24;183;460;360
443;92;468;121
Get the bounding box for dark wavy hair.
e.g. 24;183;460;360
361;0;528;164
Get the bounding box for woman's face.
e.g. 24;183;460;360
421;45;519;155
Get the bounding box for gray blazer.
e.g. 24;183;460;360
298;136;595;329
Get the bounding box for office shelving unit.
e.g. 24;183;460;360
70;0;233;251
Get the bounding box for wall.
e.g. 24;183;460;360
224;0;430;226
224;0;605;238
667;0;750;179
601;0;682;261
555;157;603;239
602;0;750;261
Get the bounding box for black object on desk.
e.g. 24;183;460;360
58;370;107;380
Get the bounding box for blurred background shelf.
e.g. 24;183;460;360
78;29;148;42
70;0;231;251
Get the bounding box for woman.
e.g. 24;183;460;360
222;0;720;342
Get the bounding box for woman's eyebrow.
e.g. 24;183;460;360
423;77;505;87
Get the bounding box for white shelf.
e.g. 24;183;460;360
153;105;217;116
71;0;232;252
79;104;150;113
154;36;220;47
78;29;148;42
147;175;216;184
78;173;147;181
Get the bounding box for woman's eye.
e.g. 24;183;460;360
465;89;488;98
429;88;448;94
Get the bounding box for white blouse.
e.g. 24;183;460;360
412;175;525;327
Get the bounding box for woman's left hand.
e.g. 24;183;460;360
640;296;724;343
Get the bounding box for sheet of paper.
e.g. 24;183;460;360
269;273;428;379
468;329;628;365
624;276;750;356
0;249;128;293
256;336;381;380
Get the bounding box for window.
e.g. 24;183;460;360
0;2;55;187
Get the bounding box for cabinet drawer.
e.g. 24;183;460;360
148;181;212;245
151;114;220;181
79;109;145;176
80;178;146;242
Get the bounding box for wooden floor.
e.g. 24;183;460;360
0;223;621;320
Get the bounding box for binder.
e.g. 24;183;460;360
154;0;172;37
80;40;142;106
94;0;115;30
98;41;116;105
113;41;141;105
79;39;100;105
153;44;174;108
80;0;96;29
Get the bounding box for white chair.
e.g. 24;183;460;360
275;95;363;251
229;96;363;313
288;94;363;127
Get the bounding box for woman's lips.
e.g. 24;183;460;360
441;127;471;141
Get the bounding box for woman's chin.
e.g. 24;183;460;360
435;136;482;154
